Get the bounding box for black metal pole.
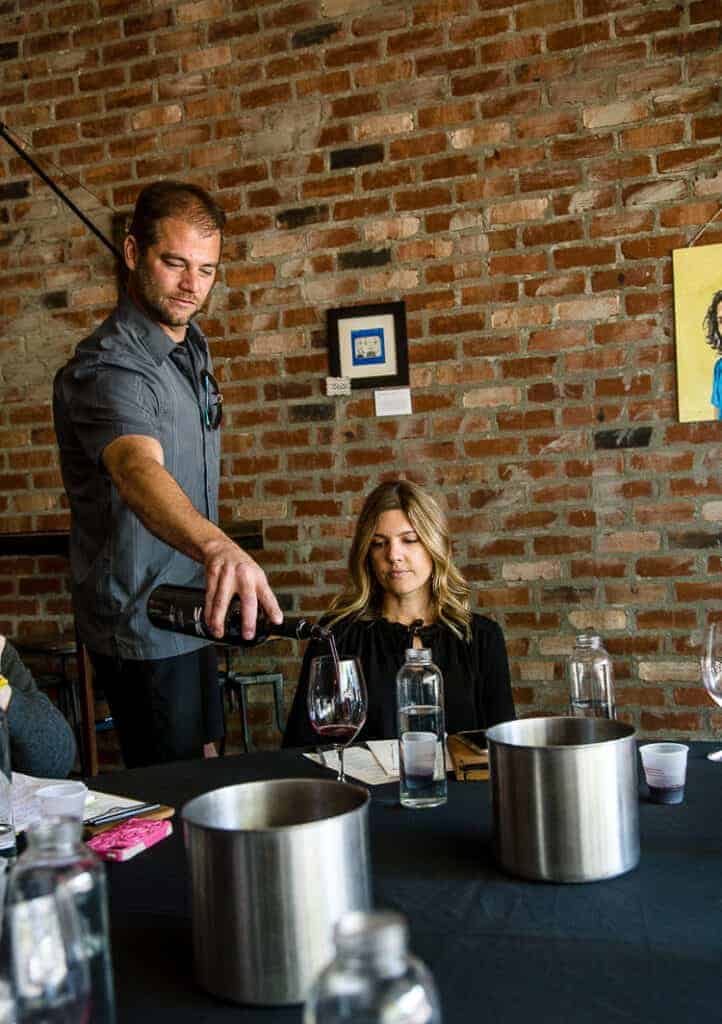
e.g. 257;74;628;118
0;121;121;260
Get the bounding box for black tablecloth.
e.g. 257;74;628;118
91;743;722;1023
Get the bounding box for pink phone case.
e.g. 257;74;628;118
87;818;173;861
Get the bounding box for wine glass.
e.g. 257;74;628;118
307;655;367;783
701;621;722;762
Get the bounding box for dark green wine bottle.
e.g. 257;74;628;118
147;584;322;647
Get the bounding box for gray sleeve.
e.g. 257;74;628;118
3;642;77;779
64;363;164;466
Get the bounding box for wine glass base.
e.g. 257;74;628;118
707;749;722;762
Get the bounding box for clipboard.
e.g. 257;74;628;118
447;734;489;782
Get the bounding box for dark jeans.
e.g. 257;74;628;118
89;646;223;769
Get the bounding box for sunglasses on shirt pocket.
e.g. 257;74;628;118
200;369;223;430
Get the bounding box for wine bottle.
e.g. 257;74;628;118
147;584;325;647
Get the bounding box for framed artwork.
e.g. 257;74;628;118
327;301;409;390
673;242;722;422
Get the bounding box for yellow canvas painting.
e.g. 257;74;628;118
673;242;722;422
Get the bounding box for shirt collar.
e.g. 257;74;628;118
117;291;207;366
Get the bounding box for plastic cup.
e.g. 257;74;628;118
36;781;89;820
639;743;689;804
401;731;437;780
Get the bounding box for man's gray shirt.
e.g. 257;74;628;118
53;293;220;660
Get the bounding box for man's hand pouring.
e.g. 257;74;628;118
202;538;283;640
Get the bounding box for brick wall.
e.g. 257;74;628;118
1;0;722;747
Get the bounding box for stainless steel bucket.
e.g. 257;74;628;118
182;778;371;1005
486;716;639;883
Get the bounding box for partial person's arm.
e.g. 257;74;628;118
102;434;282;639
0;639;77;778
474;618;516;728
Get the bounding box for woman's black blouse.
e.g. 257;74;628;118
282;614;515;748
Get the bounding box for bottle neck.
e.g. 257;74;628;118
264;617;328;641
405;648;432;664
334;912;408;979
575;634;603;651
26;818;83;854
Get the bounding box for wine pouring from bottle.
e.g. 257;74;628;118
147;584;330;647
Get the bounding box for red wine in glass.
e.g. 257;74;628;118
316;724;358;743
307;646;367;783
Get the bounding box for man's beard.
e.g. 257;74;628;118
131;265;202;329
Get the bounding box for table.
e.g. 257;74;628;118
93;743;722;1023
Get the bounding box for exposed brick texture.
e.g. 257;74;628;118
1;0;721;748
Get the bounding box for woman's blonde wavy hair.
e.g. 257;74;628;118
325;480;472;641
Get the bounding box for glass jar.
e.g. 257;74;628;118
304;910;441;1024
568;634;616;719
396;649;447;808
7;819;115;1023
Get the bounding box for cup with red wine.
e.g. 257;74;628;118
307;653;367;783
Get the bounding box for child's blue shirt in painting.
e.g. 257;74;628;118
712;359;722;419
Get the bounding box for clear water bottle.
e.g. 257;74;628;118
396;648;447;808
7;819;116;1023
568;634;616;719
0;710;15;861
304;910;442;1024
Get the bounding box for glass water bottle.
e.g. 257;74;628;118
7;819;116;1024
304;910;442;1024
568;634;616;719
396;648;447;808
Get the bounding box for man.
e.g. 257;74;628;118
53;181;282;768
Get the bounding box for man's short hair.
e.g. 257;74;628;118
128;181;226;253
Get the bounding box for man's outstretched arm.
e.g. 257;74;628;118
102;433;282;639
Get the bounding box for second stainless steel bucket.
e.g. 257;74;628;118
182;778;371;1005
486;716;639;883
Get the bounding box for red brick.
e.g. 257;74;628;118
422;155;478;181
325;40;381;67
334;197;389;220
640;711;701;733
489;252;548;276
637;556;695;577
497;410;555;431
524;221;583;247
464;438;521;457
547;20;609;50
452;68;508;97
655;26;719;56
534;535;592;555
387;26;444;54
479;89;540;117
416;47;475;76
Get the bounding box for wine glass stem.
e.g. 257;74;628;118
337;744;346;783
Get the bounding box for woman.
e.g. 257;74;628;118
283;480;515;747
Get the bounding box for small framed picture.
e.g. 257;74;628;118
327;301;409;390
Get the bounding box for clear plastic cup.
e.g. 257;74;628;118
400;731;437;780
639;743;689;804
36;781;89;820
